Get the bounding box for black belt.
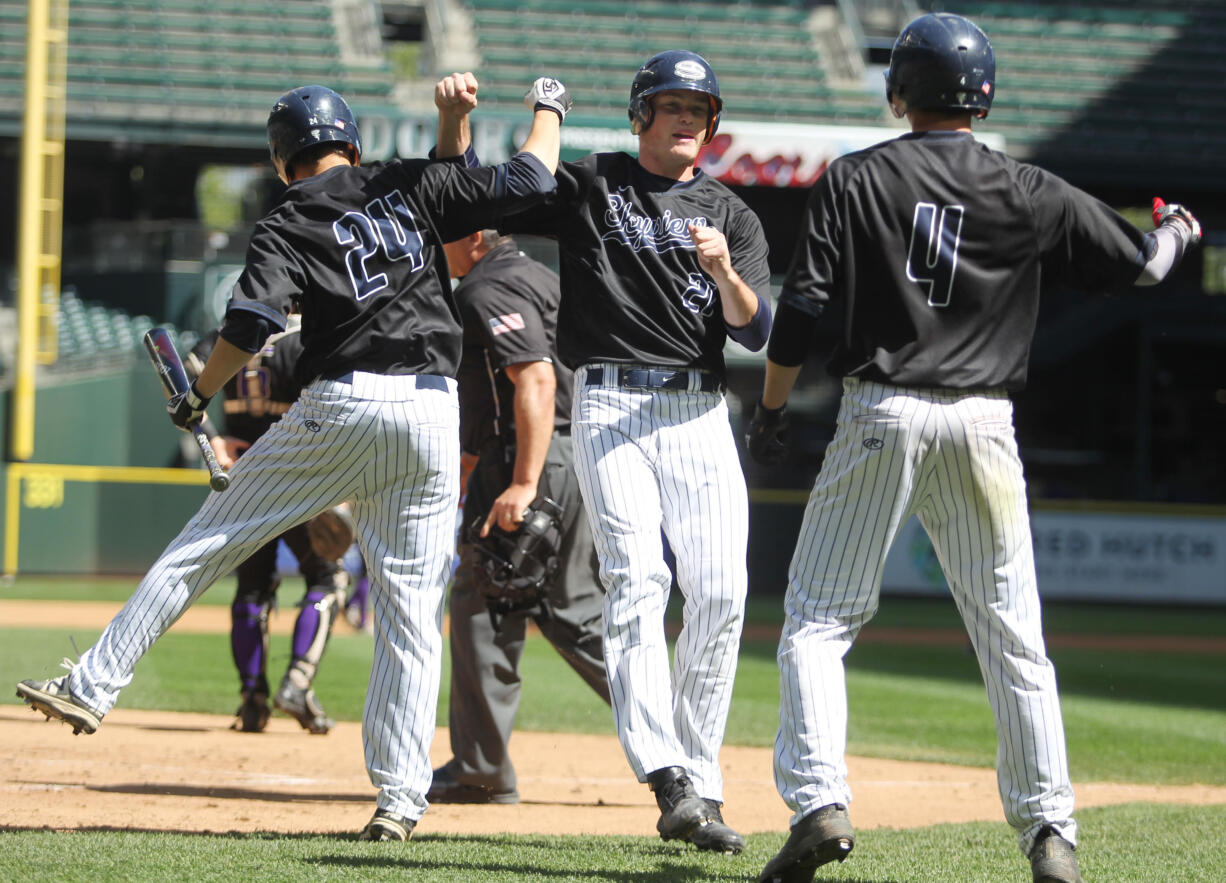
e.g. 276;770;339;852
584;365;724;393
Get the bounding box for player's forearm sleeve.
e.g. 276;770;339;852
725;292;772;350
766;297;820;367
428;143;481;168
500;152;556;199
1134;223;1190;286
218;309;277;354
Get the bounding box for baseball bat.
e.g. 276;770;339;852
142;328;231;492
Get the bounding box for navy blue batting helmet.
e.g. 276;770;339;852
267;85;362;170
885;13;995;118
628;50;723;144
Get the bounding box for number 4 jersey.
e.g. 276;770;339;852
781;130;1153;391
228;154;553;387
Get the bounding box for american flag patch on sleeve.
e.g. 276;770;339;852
488;312;525;336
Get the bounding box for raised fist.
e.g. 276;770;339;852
524;77;572;121
435;71;479;115
1152;197;1202;247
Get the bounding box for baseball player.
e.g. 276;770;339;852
187;320;349;735
747;14;1202;883
427;229;610;805
499;50;772;852
17;73;572;842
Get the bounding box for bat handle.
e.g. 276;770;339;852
190;422;231;492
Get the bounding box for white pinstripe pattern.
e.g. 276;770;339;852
71;372;460;820
774;377;1076;854
572;365;748;800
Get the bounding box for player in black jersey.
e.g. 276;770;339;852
427;229;610;806
748;14;1201;883
500;50;772;853
17;73;573;843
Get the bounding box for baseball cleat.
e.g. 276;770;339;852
230;689;271;733
16;676;101;735
758;803;854;883
1029;825;1083;883
684;799;745;854
427;764;520;805
274;680;333;734
358;809;415;842
648;766;711;843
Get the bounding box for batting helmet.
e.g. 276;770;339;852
885;13;995;119
267;85;362;171
628;50;723;144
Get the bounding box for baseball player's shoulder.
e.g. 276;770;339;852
690;173;766;233
590;151;633;176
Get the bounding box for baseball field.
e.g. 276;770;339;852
2;576;1224;881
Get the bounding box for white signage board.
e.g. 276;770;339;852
882;507;1226;604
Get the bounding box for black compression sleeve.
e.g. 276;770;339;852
218;310;275;354
766;299;820;367
502;153;555;198
725;292;772;351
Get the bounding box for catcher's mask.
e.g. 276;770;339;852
470;497;565;632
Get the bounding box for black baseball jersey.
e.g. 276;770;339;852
454;241;572;455
499;153;771;376
190;326;303;445
781;130;1151;391
227;155;553;387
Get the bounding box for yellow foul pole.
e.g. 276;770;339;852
14;0;68;461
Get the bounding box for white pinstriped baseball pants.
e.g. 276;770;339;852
71;371;460;820
571;365;748;801
774;378;1076;856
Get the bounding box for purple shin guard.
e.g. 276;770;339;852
230;601;268;693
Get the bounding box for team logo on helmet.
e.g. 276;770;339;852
674;60;707;80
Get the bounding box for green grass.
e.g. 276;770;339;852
3;803;1224;881
3;577;1225;880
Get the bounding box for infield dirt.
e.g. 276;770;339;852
3;599;1224;837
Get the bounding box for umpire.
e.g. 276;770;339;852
429;229;610;805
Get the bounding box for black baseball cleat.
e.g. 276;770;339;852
427;763;520;805
685;799;745;854
758;803;855;883
1029;825;1083;883
358;808;415;842
16;676;101;735
230;688;270;733
648;766;712;843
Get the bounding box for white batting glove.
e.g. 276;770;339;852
1152;197;1202;248
524;77;572;122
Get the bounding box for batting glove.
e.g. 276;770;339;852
1152;197;1202;248
167;381;212;431
746;399;790;466
524;77;572;122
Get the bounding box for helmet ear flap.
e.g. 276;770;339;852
628;96;653;135
701;95;720;144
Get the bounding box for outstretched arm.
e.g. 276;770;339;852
516;77;571;175
1135;198;1202;286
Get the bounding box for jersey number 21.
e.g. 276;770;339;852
905;202;964;308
